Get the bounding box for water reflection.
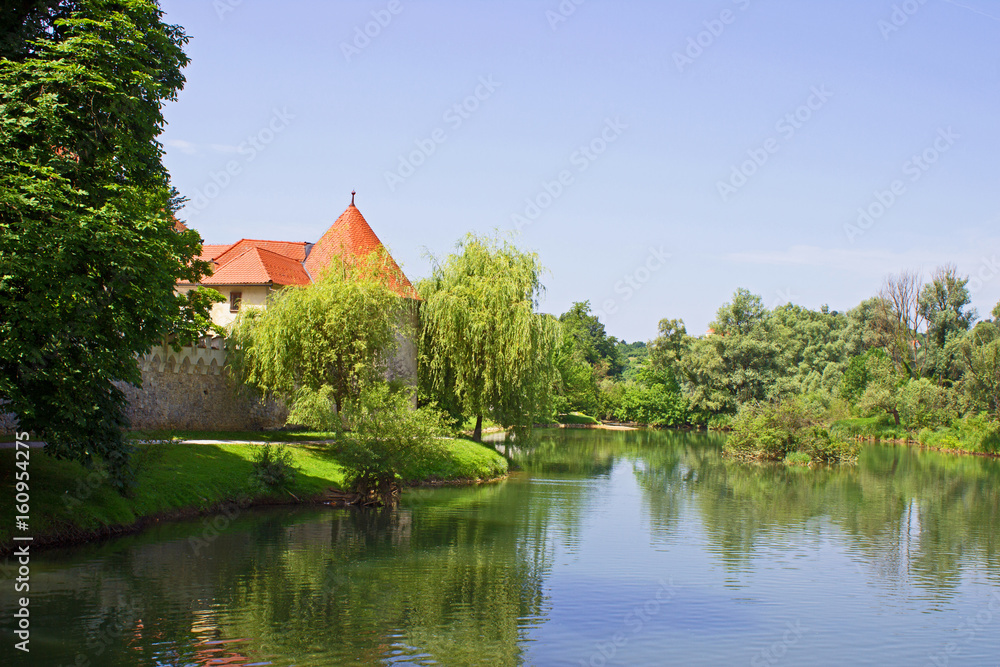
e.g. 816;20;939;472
2;429;999;665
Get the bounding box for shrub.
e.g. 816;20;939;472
336;384;450;506
897;379;961;430
285;385;339;431
917;413;1000;454
725;398;856;464
250;444;297;491
784;451;812;466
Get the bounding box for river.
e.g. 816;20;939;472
3;428;1000;666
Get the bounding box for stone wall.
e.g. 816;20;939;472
118;339;287;431
4;325;418;434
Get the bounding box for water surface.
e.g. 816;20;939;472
3;429;999;665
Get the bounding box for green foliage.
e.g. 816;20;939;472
612;367;688;426
249;444;298;491
919;266;976;383
0;0;213;491
828;415;910;442
917;413;1000;454
559;301;624;376
418;233;559;440
557;412;600;425
769;303;851;397
784;451;812;466
897;378;962;430
337;384;451;504
725;398;857;464
552;323;599;416
228;253;407;415
856;350;905;425
955;320;1000;416
677;290;781;414
285;385;340;431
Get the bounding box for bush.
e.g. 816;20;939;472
784;451;812;466
897;379;962;430
829;415;909;442
608;380;688;426
917;413;1000;454
249;444;297;491
725;398;857;464
336;384;450;506
285;385;339;431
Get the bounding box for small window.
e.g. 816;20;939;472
230;291;242;313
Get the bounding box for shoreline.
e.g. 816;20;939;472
0;473;509;557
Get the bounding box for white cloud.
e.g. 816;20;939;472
164;139;199;155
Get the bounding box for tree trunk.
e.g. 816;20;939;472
473;414;483;443
890;407;900;427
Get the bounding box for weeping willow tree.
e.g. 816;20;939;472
418;233;559;441
227;252;410;421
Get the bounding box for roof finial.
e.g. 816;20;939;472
351;190;356;206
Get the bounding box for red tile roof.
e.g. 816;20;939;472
213;240;309;267
181;198;417;298
202;246;311;286
304;204;419;299
198;244;233;263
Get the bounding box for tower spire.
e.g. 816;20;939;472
351;190;356;206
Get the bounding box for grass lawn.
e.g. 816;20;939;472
0;437;507;549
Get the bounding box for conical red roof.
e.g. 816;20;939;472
304;203;418;299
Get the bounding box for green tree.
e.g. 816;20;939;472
558;301;624;377
678;289;781;415
418;234;559;441
918;265;976;384
769;304;851;397
956;320;1000;416
337;384;450;505
649;318;686;373
0;0;212;490
857;350;905;425
228;253;409;420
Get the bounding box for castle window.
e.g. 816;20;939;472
230;291;242;312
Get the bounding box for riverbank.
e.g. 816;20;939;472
0;437;508;554
831;416;1000;458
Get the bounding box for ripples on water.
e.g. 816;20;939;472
2;429;1000;666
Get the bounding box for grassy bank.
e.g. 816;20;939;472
0;437;508;552
830;414;1000;456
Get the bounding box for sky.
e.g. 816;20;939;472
158;0;1000;343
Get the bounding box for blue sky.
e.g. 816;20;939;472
159;0;1000;342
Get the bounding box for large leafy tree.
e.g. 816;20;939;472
418;234;559;441
677;289;781;414
0;0;211;489
227;253;409;418
558;301;624;377
918;265;976;384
